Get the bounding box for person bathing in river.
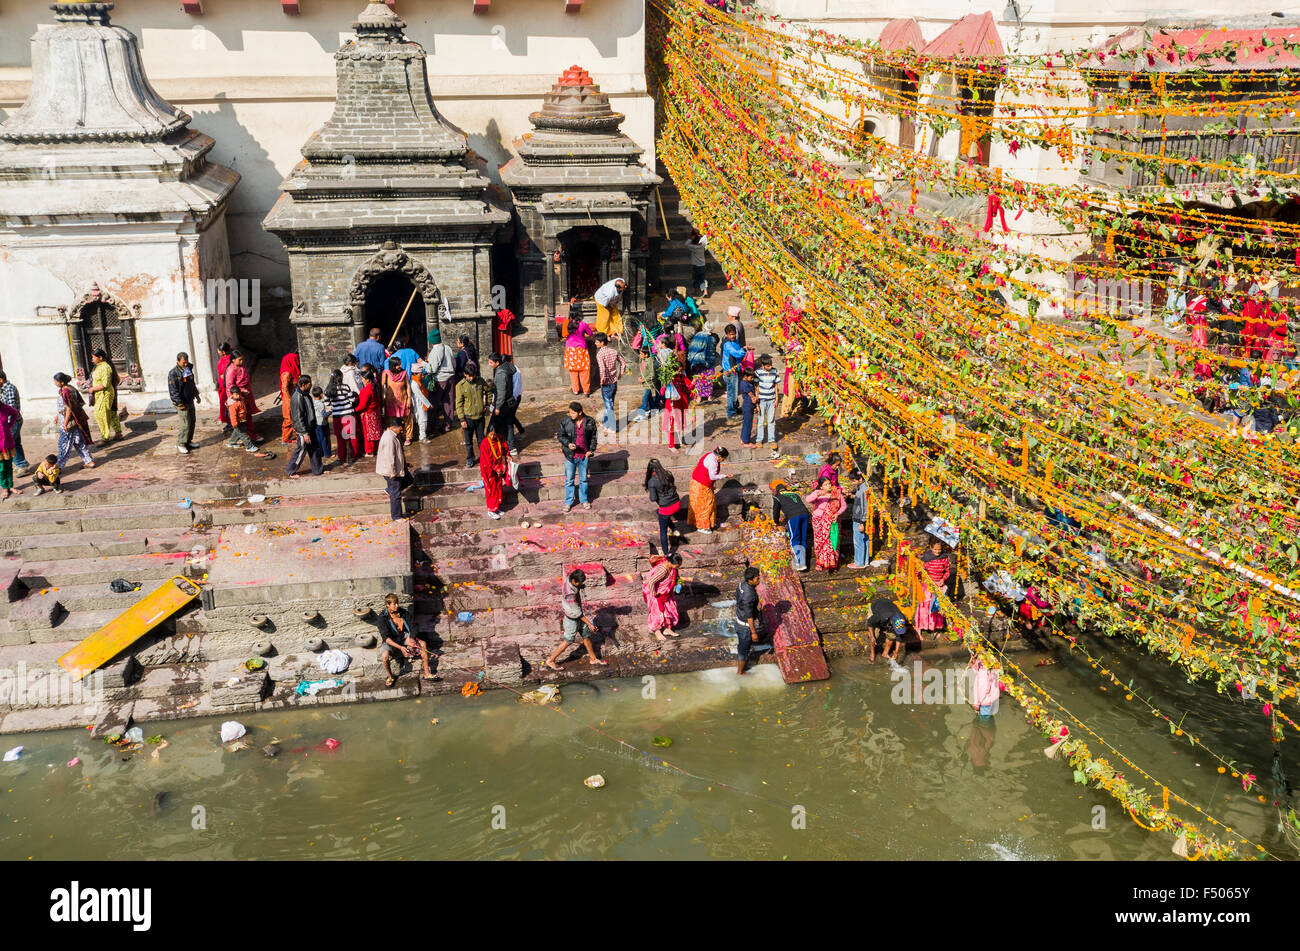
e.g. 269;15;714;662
378;592;439;686
544;569;608;670
866;596;908;664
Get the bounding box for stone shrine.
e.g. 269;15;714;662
502;65;660;326
0;2;239;414
263;2;509;380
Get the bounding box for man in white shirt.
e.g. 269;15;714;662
686;229;709;297
593;277;627;337
426;331;457;434
375;419;410;520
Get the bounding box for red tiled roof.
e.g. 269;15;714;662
1096;25;1300;71
922;12;1005;60
558;65;593;86
879;18;924;53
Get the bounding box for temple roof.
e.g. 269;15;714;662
1091;23;1300;72
879;18;925;54
264;2;507;238
0;3;190;143
530;65;626;134
0;2;237;224
500;66;659;194
921;12;1005;60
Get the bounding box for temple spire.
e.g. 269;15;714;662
0;2;189;143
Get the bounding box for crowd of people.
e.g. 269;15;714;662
557;279;808;461
0;282;841;681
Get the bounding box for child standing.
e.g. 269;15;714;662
33;454;62;495
754;354;780;456
226;386;275;459
311;385;332;459
739;368;758;448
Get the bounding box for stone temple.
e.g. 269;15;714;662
0;2;238;414
262;2;510;380
502;65;661;325
0;1;668;399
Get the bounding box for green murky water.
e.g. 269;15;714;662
0;651;1288;860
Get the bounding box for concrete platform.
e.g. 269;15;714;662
204;515;412;611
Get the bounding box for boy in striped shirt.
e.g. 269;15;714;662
754;354;780;456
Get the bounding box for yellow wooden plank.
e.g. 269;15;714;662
57;576;201;681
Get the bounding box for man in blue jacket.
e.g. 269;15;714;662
167;352;201;454
354;327;388;375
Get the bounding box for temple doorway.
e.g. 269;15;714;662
365;270;426;352
561;226;616;300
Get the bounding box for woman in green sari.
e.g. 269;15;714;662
88;349;123;443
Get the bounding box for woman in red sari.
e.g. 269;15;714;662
278;353;301;444
356;366;383;456
803;476;845;571
479;429;508;519
495;307;515;358
223;351;259;441
642;553;682;641
660;369;694;451
215;342;233;433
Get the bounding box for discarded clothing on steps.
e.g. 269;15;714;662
296;678;344;697
109;579;142;594
316;649;351;675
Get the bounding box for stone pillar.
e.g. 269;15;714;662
351;303;365;346
619;233;632;315
543;239;556;321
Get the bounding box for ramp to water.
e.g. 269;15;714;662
57;576;200;680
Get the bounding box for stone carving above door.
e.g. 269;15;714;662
347;242;442;308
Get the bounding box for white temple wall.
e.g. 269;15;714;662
0;224;230;415
0;0;654;289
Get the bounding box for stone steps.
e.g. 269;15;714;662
15;550;202;589
0;489;391;538
2;603;152;646
4;525;198;561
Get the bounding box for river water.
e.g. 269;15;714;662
0;649;1288;860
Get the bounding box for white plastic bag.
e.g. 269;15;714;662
220;721;246;744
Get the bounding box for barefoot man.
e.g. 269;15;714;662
545;569;608;671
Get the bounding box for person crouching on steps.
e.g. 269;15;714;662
545;569;608;671
33;454;62;495
378;592;439;687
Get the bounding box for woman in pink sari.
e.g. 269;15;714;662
223;351;260;441
915;540;951;632
642;553;682;641
1264;321;1292;364
803;476;845;571
215;342;233;433
1188;302;1209;349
